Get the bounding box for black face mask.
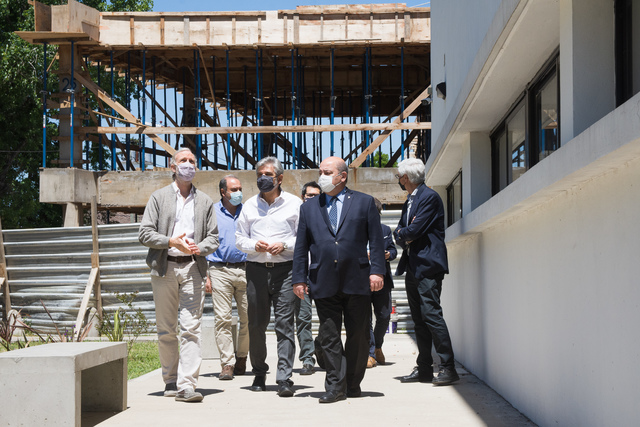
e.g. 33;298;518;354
257;175;276;192
398;180;406;191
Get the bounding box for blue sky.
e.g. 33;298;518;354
151;0;430;12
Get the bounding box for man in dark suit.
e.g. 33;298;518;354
394;158;459;386
293;156;385;404
367;198;398;368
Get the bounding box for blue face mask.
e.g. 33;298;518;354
229;191;243;206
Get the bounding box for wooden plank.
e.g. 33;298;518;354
73;267;98;341
283;14;287;44
350;86;431;168
294;14;299;44
183;16;190;45
161;17;165;45
90;121;431;135
32;0;52;32
130;17;134;45
232;17;236;45
0;217;10;320
205;18;210;45
74;72;176;156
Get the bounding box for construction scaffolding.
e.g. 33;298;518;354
18;0;432;173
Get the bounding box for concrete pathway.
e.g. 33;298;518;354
86;334;535;427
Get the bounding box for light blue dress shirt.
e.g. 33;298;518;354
206;201;247;263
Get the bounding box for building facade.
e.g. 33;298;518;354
429;1;640;426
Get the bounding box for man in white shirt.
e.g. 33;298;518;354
236;156;302;397
139;148;219;403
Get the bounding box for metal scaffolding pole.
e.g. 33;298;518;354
225;49;231;169
400;45;405;161
152;56;157;167
96;59;103;169
330;47;335;156
41;43;47;168
70;41;76;168
126;51;131;170
243;64;248;170
273;55;278;158
194;49;202;169
141;50;147;171
255;48;262;161
290;48;296;169
109;49;115;170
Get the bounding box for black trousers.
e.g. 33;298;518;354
315;292;370;393
246;262;296;382
405;269;455;376
369;287;392;356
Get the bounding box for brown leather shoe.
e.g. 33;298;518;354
219;364;234;380
374;348;385;365
367;356;377;368
234;356;247;375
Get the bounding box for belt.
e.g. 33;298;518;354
210;261;246;268
249;261;293;268
167;255;195;263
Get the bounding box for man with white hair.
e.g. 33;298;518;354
394;158;459;386
139;147;219;402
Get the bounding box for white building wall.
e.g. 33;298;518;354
430;0;640;425
444;153;640;426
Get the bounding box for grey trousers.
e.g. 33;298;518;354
295;293;316;366
246;262;297;382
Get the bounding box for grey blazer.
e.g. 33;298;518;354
138;183;219;278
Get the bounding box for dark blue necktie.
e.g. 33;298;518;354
329;196;338;232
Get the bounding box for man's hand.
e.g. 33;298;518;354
170;233;195;255
186;239;201;255
266;242;285;256
255;240;270;252
293;283;308;299
369;274;384;292
205;276;212;293
385;250;390;260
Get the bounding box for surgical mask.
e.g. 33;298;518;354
176;163;196;182
398;180;406;192
257;175;276;192
229;191;243;206
318;174;337;193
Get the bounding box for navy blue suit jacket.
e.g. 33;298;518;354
293;187;386;299
381;223;397;290
394;184;449;281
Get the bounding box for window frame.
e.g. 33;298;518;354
446;169;462;227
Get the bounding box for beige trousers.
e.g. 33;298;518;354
151;260;205;392
208;265;250;367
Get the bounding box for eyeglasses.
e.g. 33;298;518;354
394;174;404;179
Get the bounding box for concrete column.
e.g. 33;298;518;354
559;0;615;145
462;131;492;215
63;203;83;227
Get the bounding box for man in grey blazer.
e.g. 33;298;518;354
139;148;219;402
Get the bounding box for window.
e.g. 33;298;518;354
615;0;640;106
491;53;560;195
446;170;462;226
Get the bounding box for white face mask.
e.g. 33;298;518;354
318;174;337;193
176;162;196;182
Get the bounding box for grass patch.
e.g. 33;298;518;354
128;340;161;379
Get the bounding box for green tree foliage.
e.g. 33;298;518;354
371;151;397;168
0;0;152;229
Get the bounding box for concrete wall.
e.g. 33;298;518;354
430;0;640;425
444;153;640;426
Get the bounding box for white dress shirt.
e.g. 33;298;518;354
235;190;302;263
168;181;196;256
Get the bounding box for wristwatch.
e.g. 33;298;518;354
282;242;288;250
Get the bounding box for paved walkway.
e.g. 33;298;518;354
86;334;535;427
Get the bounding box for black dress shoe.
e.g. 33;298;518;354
318;390;347;403
300;363;314;375
277;380;294;397
346;387;361;398
433;367;460;386
251;375;266;391
400;366;433;383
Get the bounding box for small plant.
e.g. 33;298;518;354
97;291;151;354
0;310;50;351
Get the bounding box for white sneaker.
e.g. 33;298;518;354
175;389;203;402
